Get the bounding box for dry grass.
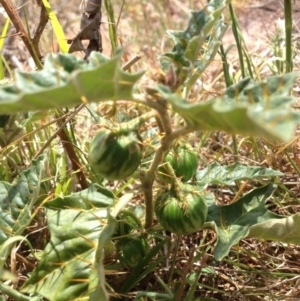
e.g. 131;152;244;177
1;0;300;300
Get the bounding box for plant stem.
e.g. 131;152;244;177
132;93;172;111
0;0;43;69
121;110;158;132
0;282;31;301
135;92;195;229
142;143;165;229
104;0;117;54
142;121;194;228
175;245;196;301
33;106;84;159
219;44;233;87
284;0;293;73
55;109;88;190
164;161;181;196
32;0;49;51
141;98;174;229
122;54;141;71
228;3;245;78
33;105;88;190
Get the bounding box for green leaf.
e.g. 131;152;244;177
248;213;300;244
160;0;229;87
205;184;281;260
0;155;45;245
22;206;108;300
196;162;283;187
156;72;300;142
22;192;131;301
184;21;227;94
45;183;114;209
88;209;117;301
0;51;144;114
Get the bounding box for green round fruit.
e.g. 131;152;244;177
158;144;198;183
88;129;142;180
155;186;208;235
116;236;149;269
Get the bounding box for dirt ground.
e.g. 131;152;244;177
226;0;300;52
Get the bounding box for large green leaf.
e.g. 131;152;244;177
0;155;45;246
248;213;300;243
160;0;229;66
156;72;300;141
207;183;300;260
205;184;280;260
160;0;229;88
184;18;227;94
22;207;107;300
196;162;283;187
0;51;144;114
22;192;131;301
88;209;116;301
45;183;115;209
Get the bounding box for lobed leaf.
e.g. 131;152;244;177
0;155;45;245
22;191;131;301
156;72;300;142
160;0;230;87
248;213;300;244
206;183;300;261
205;184;281;260
45;183;115;209
0;51;144;114
22;208;107;300
196;162;283;186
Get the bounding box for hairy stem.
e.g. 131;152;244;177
141;98;174;229
140;90;195;229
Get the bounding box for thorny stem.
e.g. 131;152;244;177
141;96;194;229
0;0;43;69
142;142;165;229
164;162;182;197
140;89;195;229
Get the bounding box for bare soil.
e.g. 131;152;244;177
229;0;300;50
